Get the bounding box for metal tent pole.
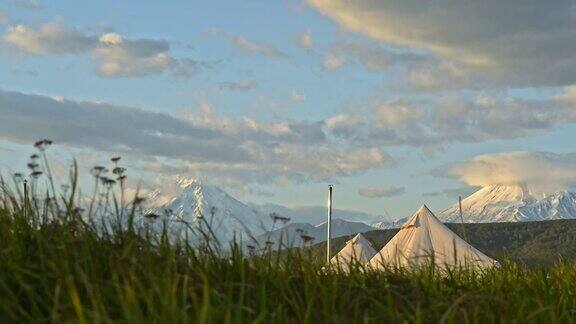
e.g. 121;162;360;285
326;185;333;263
459;196;468;241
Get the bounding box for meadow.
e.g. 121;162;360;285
1;142;576;323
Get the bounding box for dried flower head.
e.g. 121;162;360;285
144;213;160;220
133;196;145;205
27;162;39;170
90;166;107;177
300;234;315;243
34;139;53;151
113;167;126;175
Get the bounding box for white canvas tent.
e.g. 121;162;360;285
369;205;498;270
329;233;377;272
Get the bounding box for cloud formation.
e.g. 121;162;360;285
308;0;576;87
323;41;427;72
358;186;405;198
442;151;576;194
299;30;313;49
290;89;306;102
3;22;198;78
11;0;44;10
218;79;257;91
0;89;393;188
211;30;287;58
323;93;576;147
0;10;9;24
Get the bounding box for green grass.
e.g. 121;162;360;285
2;147;576;323
2;207;576;323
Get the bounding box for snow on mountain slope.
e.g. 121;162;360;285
371;218;408;229
437;184;576;223
146;179;382;245
147;179;272;244
251;203;384;225
251;218;375;248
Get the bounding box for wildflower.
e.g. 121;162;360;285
111;156;121;163
113;167;126;175
144;213;160;220
30;170;43;178
90;166;107;177
27;162;39;170
133;196;146;205
33;139;53;151
300;234;315;244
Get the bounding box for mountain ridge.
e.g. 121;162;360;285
437;184;576;223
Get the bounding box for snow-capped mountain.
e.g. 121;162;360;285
371;218;408;229
251;218;375;248
437;184;576;223
146;178;382;245
147;179;272;244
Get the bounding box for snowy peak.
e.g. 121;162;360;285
438;184;576;223
148;179;271;244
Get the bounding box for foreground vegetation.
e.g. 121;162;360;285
2;141;576;322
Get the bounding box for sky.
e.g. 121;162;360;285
2;0;576;220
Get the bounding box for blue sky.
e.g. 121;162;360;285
2;0;576;219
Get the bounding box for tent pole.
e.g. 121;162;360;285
326;185;333;263
459;196;468;241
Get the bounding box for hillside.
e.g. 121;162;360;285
250;218;374;248
321;219;576;266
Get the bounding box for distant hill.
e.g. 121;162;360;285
250;218;374;248
318;219;576;266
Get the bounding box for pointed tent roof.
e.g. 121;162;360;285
329;233;377;272
369;205;498;270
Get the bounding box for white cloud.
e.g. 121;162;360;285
3;22;199;78
4;22;96;55
218;79;257;91
325;41;427;72
11;0;44;10
0;10;9;24
211;30;287;58
308;0;576;87
323;54;345;70
299;30;313;49
358;186;405;198
442;151;576;195
0;89;394;187
94;33;186;78
290;89;306;102
324;93;576;147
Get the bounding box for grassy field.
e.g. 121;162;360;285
2;206;576;323
2;145;576;323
